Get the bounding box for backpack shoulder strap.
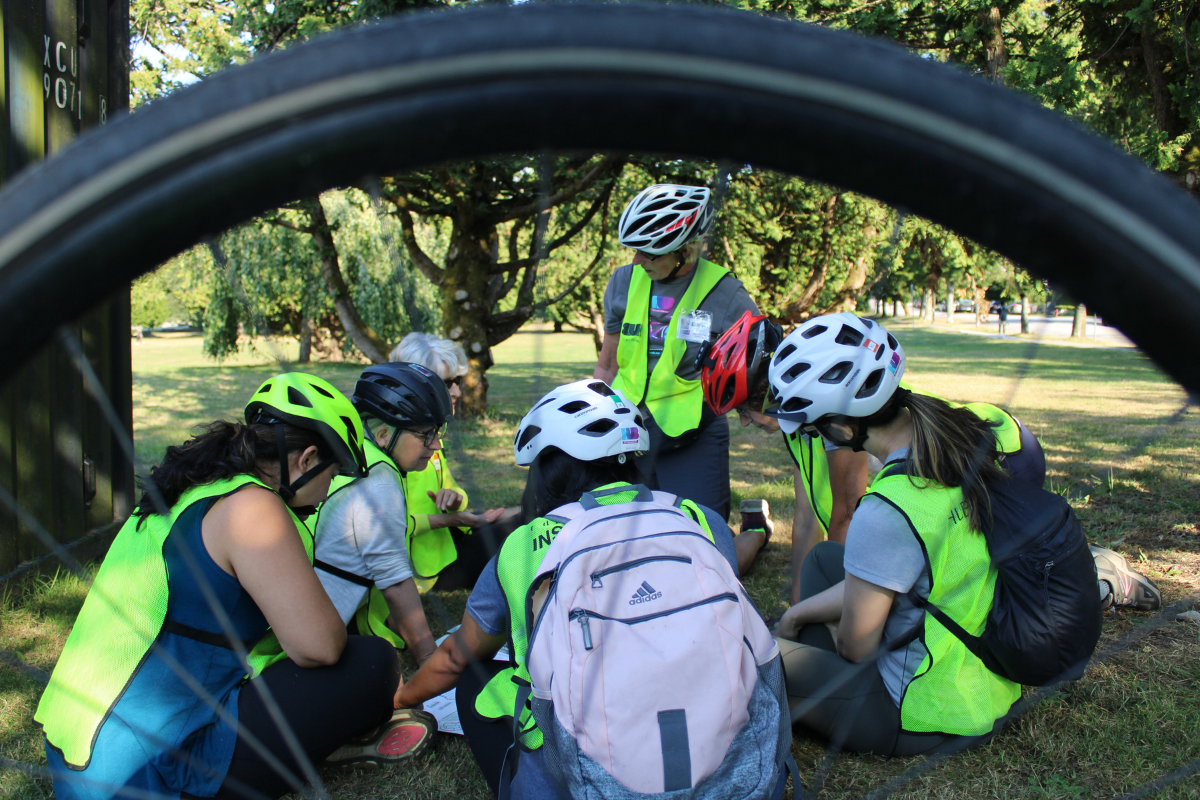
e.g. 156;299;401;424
579;484;655;509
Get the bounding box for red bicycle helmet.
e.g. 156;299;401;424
699;310;784;415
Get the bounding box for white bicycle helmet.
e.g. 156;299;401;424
514;379;648;466
765;313;905;434
618;184;716;255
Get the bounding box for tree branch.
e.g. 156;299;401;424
391;204;446;285
489;155;625;222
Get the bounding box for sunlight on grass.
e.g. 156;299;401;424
2;326;1198;799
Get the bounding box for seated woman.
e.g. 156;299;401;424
35;374;429;800
392;379;742;798
766;315;1021;757
388;332;518;592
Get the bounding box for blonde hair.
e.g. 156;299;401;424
389;332;468;378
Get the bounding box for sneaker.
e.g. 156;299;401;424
739;499;773;544
1090;545;1163;611
325;708;437;768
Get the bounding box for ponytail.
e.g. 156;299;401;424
896;392;1004;532
136;420;331;522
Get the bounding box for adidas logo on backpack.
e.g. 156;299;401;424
525;486;796;799
630;581;662;605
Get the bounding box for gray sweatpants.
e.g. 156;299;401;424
780;542;997;757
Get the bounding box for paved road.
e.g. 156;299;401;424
923;314;1134;346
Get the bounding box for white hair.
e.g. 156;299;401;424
389;332;468;378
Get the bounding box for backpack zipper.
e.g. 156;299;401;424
569;593;738;651
1043;560;1055;593
590;555;692;588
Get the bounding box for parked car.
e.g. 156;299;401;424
955;299;976;312
1008;302;1023;314
936;301;947;312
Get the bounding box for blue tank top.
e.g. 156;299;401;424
45;496;270;800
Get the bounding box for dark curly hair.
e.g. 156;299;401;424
135;420;332;523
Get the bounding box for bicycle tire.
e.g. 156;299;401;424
1;2;1198;390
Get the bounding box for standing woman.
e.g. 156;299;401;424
768;316;1021;756
593;184;760;521
36;374;414;800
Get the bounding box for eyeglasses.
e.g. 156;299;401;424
444;375;463;390
406;426;443;448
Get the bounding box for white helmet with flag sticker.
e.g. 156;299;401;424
618;184;716;256
514;380;648;466
764;313;905;434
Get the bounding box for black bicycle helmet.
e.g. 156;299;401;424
353;363;453;451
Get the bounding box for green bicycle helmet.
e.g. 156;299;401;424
245;373;368;500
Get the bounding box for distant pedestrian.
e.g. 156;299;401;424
998;304;1009;337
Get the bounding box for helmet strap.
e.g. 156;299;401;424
664;250;687;281
274;423;336;500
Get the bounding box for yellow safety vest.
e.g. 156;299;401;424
35;476;309;767
612;259;728;438
472;483;715;749
783;430;834;539
904;382;1023;455
866;462;1020;736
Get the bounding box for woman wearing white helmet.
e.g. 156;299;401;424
394;379;742;798
768;313;1023;756
593;184;760;522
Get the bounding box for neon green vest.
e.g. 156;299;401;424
473;483;715;749
404;451;467;591
782;430;833;539
904;382;1022;455
34;476;309;767
313;439;408;648
866;463;1020;736
612;259;728;438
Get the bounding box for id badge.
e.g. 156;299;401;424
676;309;712;343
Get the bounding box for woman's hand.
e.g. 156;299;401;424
427;488;465;511
393;673;406;709
448;508;505;529
773;606;804;640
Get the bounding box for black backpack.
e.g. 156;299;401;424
909;474;1103;686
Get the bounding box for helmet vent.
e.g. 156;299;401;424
775;343;797;364
516;425;541;451
258;383;272;394
309;383;335;399
614;407;631;415
875;343;885;361
861;318;874;328
588;382;616;397
531;396;557;412
287;386;313;408
801;325;827;340
559;400;591;414
342;416;359;445
634;413;645;427
782;362;811;383
820;362;853;384
834;325;864;347
856;369;884;399
887;333;899;351
580;419;617;437
720;380;737;408
782;397;812;413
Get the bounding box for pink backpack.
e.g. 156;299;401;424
525;487;794;798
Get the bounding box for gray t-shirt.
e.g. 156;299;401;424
313;464;414;623
602;262;758;381
842;447;931;707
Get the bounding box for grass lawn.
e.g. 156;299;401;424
2;323;1199;799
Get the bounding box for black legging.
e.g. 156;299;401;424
191;636;399;800
430;517;519;593
455;658;513;798
780;542;997;757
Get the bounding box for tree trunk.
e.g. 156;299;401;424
308;200;390;364
946;280;955;325
1141;22;1184;139
297;316;313;363
1020;293;1030;334
441;218;499;415
982;6;1007;85
1071;303;1088;337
